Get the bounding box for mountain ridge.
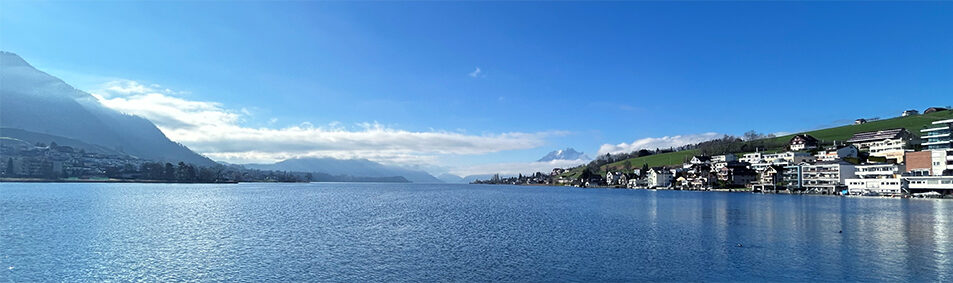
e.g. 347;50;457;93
244;157;443;183
538;147;591;162
0;51;216;166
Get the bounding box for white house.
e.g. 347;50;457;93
740;152;763;164
931;149;953;176
690;156;712;165
711;154;737;163
845;164;904;195
815;145;859;162
763;152;816;164
646;168;673;188
789;134;820;151
799;161;858;194
846;128;917;163
903;176;953;195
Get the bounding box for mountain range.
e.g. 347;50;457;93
0;51;216;167
244;157;443;183
537;148;591;162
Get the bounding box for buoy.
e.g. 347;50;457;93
736;244;743;247
838;230;842;233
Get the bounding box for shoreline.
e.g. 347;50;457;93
1;178;239;184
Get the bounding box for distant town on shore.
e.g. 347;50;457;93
473;107;953;199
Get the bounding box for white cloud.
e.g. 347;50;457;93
450;159;589;177
597;132;722;155
89;80;554;165
469;67;482;78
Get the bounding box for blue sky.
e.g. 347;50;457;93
2;1;951;175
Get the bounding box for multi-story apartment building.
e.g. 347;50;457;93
763;152;816;164
931;149;953;176
903;175;953;196
739;153;760;164
711;154;737;163
846;128;918;163
845;164;904;195
921;119;953;150
800;161;858;194
781;164;804;190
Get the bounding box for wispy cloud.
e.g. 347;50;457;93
90;80;555;165
468;67;482;78
597;132;722;155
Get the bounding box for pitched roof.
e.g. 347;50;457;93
846;128;909;143
789;134;819;144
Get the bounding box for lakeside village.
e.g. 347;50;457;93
474;112;953;199
0;139;312;183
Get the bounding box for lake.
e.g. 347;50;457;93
1;182;951;282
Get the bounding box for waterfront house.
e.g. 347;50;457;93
920;119;953;150
789;134;819;151
717;166;757;187
845;164;904;195
782;163;805;190
903;175;953;195
752;165;785;192
799;161;858;194
846;128;918;163
680;163;714;190
606;171;627;186
646;167;673;188
628;177;648;189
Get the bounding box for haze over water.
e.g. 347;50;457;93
1;183;951;282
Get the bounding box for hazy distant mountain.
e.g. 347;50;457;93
0;51;215;166
437;173;466;183
537;148;591;162
245;157;443;183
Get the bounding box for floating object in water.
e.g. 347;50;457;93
736;244;743;247
838;230;842;233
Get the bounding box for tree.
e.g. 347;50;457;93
164;163;175;180
641;163;649;178
5;158;13;176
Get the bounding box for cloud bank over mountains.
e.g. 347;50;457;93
597;132;722;155
91;80;556;165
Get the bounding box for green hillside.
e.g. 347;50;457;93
767;110;953;145
602;150;698;172
573;109;953;177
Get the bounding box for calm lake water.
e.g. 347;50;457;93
1;183;951;282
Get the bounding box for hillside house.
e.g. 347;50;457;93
846;128;918;163
789;134;820;151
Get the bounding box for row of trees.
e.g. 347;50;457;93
105;162;312;183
